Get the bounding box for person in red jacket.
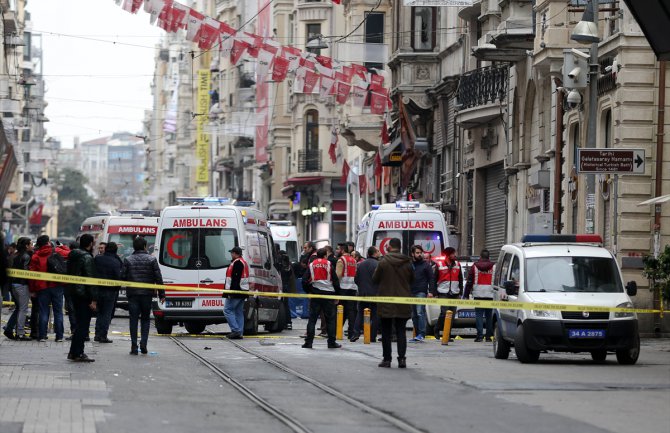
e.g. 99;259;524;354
29;235;65;342
430;247;463;342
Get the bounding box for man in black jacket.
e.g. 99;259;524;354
351;246;380;342
122;236;164;355
93;242;123;343
67;234;97;362
409;245;434;342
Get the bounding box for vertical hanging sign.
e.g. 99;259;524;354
255;0;272;164
196;69;211;183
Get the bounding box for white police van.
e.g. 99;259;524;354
492;234;640;364
355;201;451;256
152;198;285;335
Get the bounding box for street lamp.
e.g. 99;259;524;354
571;0;600;234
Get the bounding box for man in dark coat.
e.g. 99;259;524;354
409;245;434;342
352;246;380;342
94;241;123;343
122;236;164;355
67;234;98;362
372;238;413;368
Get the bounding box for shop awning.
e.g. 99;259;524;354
285;176;324;186
623;0;670;60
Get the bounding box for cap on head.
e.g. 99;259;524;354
229;246;243;255
444;247;456;256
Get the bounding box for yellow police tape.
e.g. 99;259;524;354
5;268;661;315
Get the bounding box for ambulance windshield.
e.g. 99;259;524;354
108;234;156;259
159;228;238;270
373;230;443;256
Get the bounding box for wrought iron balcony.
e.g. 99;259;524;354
298;149;322;172
457;65;509;110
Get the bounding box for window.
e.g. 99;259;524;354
159;228;238;270
305;109;319;151
496;253;512;286
306;23;322;55
412;7;435;51
246;232;272;269
525;256;623;293
372;230;444;256
288;14;295;46
108;234;157;259
365;13;384;70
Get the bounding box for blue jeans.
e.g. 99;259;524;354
475;307;493;338
411;292;427;337
38;286;64;340
95;289;117;339
224;298;245;334
6;284;30;337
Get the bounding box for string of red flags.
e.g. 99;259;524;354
114;0;392;110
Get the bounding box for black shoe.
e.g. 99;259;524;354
71;354;95;363
327;343;342;349
349;335;359;342
99;338;113;344
67;353;77;360
130;346;138;355
301;342;313;349
474;337;483;342
65;336;73;341
3;330;16;340
140;346;148;354
227;332;243;340
485;336;493;342
285;323;292;330
378;360;391;368
93;336;101;342
398;357;407;369
17;336;32;341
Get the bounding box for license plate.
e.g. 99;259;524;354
165;299;193;308
458;310;476;319
568;329;606;339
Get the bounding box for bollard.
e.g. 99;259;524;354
336;304;344;340
441;310;454;345
363;308;371;344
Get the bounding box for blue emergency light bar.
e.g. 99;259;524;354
371;205;380;210
235;201;257;207
521;234;603;244
175;197;233;205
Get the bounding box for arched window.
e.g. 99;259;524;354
305;109;319;152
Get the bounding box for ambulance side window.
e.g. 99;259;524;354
160;229;195;269
258;232;272;270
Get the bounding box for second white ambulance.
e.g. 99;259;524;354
152;198;285;335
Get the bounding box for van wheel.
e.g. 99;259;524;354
590;350;607;363
154;318;173;335
265;302;286;333
493;324;510;359
184;322;206;335
244;306;258;335
514;324;540;363
616;334;640;365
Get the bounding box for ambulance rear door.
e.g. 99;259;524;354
370;209;446;256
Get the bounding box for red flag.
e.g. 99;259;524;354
335;71;350;84
220;21;236;36
185;8;204;41
231;39;249;65
381;120;390;144
198;17;221;49
370;90;386;115
332;0;341;4
351;63;368;80
359;175;367;195
303;70;319;94
329;128;338;163
336;82;351;104
272;55;290;82
374;151;382;177
244;33;262;58
371;74;384;88
29;203;44;225
341;160;350;185
342;65;354;81
316;55;332;69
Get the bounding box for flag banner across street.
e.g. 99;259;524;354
6;269;661;315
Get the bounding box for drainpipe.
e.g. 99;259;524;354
654;61;665;243
553;82;564;234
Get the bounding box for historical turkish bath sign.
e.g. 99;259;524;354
577;148;646;174
403;0;473;6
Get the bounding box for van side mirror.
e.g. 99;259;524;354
625;281;637;297
504;280;519;296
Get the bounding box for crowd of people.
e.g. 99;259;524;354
1;234;164;362
292;239;497;368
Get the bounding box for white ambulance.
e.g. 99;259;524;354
152;197;285;335
355;201;451;256
268;221;300;263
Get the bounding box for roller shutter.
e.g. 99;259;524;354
485;164;506;261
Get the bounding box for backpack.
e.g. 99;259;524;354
47;250;67;274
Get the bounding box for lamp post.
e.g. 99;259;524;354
571;0;600;234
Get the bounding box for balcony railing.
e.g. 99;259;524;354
298;149;322;172
457;65;509;110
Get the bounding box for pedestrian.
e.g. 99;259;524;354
302;248;341;349
94;241;123;343
97;242;106;256
346;241;356;255
0;235;8;324
122;236;164;354
372;238;413;368
335;242;358;340
4;237;33;341
276;248;295;330
352;246;380;343
430;247;463;342
222;246;249;339
63;241;79;339
1;241;14;303
352;251;363;263
66;234;98;362
464;249;495;342
29;235;66;342
408;245;434;343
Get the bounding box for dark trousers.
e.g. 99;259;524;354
475;304;494;338
69;297;93;357
436;294;458;338
64;291;77;334
340;289;357;336
95;289;117;339
305;298;336;345
129;295;152;349
30;296;40;338
380;317;408;361
282;296;292;325
38;286;64;340
353;301;378;341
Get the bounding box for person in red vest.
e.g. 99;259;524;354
429;247;463;341
336;242;358;341
464;249;496;342
302;248;340;349
223;246;250;339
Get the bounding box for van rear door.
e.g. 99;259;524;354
370;211;445;256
